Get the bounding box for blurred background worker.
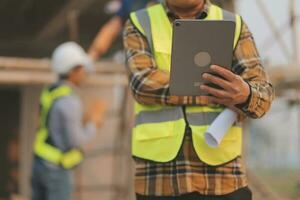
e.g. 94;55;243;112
88;0;156;60
31;42;106;200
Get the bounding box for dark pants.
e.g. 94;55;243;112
31;157;73;200
136;187;252;200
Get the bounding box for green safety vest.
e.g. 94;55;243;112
34;85;84;169
130;3;243;166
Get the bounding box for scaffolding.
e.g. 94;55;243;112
0;0;299;199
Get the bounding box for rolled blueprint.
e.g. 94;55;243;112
204;108;237;148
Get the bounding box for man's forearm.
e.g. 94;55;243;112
231;22;274;118
128;69;193;106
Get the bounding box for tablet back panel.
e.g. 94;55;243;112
169;20;235;96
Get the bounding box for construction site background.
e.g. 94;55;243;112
0;0;299;200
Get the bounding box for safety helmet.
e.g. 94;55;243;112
51;42;93;75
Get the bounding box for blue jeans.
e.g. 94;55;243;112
31;157;73;200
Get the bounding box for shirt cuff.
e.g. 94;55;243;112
235;81;252;114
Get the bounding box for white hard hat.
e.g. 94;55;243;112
51;42;93;75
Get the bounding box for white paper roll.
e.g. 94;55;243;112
204;108;238;148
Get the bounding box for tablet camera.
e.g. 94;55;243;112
175;21;181;27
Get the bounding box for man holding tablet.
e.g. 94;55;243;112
123;0;274;199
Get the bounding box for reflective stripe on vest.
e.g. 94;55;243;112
132;104;186;162
130;4;243;165
34;85;84;169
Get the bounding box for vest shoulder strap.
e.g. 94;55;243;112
130;5;160;53
221;9;242;48
39;85;73;127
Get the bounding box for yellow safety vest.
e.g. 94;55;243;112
130;3;243;166
34;85;84;169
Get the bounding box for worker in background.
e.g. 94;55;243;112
88;0;156;60
31;42;106;200
123;0;274;200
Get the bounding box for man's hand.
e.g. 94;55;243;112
200;65;250;107
85;100;107;128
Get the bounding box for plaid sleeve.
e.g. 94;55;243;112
232;21;274;118
123;19;197;106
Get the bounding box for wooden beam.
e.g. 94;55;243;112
255;0;292;61
36;0;98;40
67;10;80;42
265;65;300;94
3;57;300;92
290;0;299;64
0;56;125;73
19;85;42;198
266;65;300;85
0;56;127;86
0;70;127;86
0;57;50;71
0;70;54;85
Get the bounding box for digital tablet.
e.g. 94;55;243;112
169;19;236;96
